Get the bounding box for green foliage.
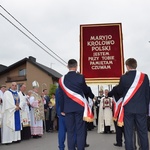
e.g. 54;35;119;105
49;84;57;98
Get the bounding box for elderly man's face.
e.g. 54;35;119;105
99;91;103;95
33;87;39;93
20;84;26;92
104;90;109;96
11;83;17;90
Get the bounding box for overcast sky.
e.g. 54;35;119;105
1;0;150;95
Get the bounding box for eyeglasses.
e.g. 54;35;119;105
12;85;17;87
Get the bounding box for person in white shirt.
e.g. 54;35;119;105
1;82;22;144
18;84;31;140
0;85;6;143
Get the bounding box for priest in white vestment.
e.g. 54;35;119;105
1;82;22;144
0;85;6;127
19;83;31;140
0;85;6;143
29;81;44;138
97;89;115;133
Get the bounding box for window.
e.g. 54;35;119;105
19;69;26;76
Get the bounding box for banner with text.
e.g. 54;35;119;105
80;23;124;83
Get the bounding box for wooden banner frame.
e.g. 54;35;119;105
80;23;124;84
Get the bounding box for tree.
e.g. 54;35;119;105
49;84;57;98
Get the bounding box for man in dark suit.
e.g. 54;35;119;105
55;88;67;150
84;86;95;147
116;58;150;150
42;89;50;132
59;59;92;150
108;85;124;147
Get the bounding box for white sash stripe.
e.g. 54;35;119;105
115;97;123;114
118;70;141;119
60;76;92;119
61;76;86;104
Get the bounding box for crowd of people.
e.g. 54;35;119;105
57;58;150;150
0;58;150;150
0;81;57;145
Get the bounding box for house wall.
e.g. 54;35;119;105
0;64;26;89
0;73;8;86
26;62;53;95
0;62;56;95
8;64;26;76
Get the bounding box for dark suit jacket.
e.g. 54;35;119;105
85;86;95;101
55;88;62;116
44;95;50;109
108;85;122;102
59;71;89;113
117;70;150;114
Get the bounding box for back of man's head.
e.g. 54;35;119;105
125;58;137;69
68;59;77;68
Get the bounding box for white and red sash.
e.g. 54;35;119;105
112;97;123;121
118;71;145;127
59;76;94;122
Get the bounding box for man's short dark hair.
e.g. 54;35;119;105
19;83;25;90
125;58;137;69
68;59;77;68
43;89;47;92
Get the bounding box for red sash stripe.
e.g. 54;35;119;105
112;97;122;121
59;76;94;122
118;72;145;127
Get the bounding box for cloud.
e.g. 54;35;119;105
1;0;150;80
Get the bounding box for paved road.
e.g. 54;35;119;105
0;128;149;150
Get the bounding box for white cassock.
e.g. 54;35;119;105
18;92;30;126
97;97;115;133
29;94;43;135
1;90;21;144
0;90;4;127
